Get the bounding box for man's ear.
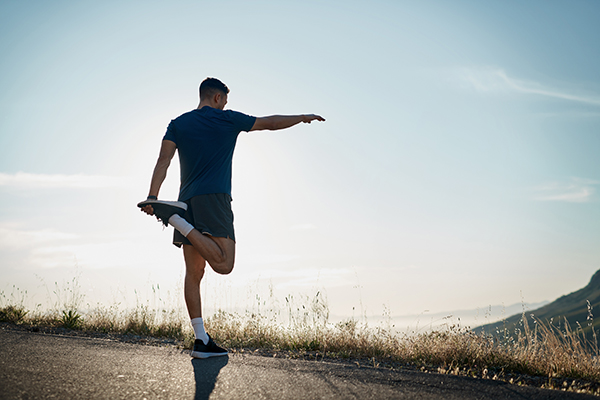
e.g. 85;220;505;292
213;92;221;104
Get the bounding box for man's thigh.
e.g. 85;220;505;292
212;236;236;267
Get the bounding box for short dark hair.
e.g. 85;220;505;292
199;77;229;100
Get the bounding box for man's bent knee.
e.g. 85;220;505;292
209;236;235;275
211;260;234;275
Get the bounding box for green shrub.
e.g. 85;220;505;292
61;309;83;329
0;305;28;323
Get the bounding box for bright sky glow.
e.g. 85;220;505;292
1;0;599;328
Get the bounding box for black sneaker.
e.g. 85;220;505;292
191;335;228;359
137;199;187;226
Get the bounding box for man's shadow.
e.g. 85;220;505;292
192;356;229;400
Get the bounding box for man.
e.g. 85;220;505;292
138;77;324;358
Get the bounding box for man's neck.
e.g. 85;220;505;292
197;101;215;109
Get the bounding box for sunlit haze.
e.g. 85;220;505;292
1;1;599;329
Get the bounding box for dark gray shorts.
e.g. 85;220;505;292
173;193;235;247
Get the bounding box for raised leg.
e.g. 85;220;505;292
185;230;235;275
139;200;235;274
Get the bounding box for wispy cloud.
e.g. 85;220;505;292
0;224;163;269
0;226;79;250
0;225;80;269
533;178;599;203
457;67;600;106
0;172;129;189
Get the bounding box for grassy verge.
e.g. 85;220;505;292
1;293;600;395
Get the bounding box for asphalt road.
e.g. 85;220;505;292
0;325;596;399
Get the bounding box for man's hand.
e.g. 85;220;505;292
302;114;325;123
141;204;155;216
140;201;167;223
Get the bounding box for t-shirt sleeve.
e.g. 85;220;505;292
162;120;177;144
228;110;256;132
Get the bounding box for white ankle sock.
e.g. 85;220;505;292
191;317;209;344
168;214;194;237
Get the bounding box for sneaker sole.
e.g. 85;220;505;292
191;350;228;359
137;199;188;210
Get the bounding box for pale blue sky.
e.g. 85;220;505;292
1;1;599;326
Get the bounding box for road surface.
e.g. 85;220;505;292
0;324;596;399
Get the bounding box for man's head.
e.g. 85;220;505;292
199;78;229;110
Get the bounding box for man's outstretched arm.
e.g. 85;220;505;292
250;114;325;131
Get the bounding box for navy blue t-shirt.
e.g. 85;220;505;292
163;106;256;201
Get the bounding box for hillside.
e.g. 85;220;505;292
475;269;600;337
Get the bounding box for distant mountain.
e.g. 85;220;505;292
474;269;600;336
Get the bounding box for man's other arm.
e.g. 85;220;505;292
141;140;176;215
250;114;325;131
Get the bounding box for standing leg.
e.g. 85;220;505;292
184;243;229;358
183;244;206;319
183;244;210;346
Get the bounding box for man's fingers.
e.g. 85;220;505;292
304;114;325;123
141;205;154;215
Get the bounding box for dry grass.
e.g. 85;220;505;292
0;301;188;339
2;285;600;395
0;283;190;340
205;310;600;389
